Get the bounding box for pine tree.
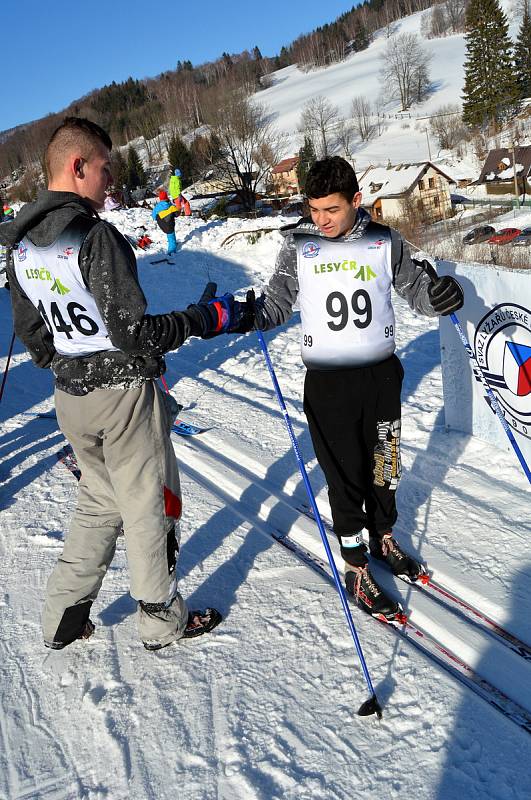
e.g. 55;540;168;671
277;46;291;69
462;0;519;128
297;136;317;194
111;150;128;189
222;52;233;71
353;21;371;52
167;135;194;188
514;2;531;101
126;146;146;189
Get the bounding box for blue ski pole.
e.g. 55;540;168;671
256;329;382;719
423;262;531;485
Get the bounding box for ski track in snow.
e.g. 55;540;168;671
1;210;531;799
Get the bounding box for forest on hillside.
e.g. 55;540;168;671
2;0;529;209
0;0;438;185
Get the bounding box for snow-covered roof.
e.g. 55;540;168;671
497;164;524;180
478;146;531;184
358;162;453;204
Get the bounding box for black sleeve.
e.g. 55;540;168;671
257;233;299;330
80;222;202;354
390;229;437;317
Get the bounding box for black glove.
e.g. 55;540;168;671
226;289;257;334
428;275;464;316
413;258;464;316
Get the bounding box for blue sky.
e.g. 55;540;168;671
2;0;357;132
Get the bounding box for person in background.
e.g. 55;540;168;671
2;203;15;220
225;156;464;622
0;201;9;288
0;117;249;652
103;192;121;212
152;190;179;255
169;169;191;217
121;184;132;208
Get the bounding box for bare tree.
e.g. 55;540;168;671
429;104;467;151
298;95;340;157
373;95;388;137
421;5;447;38
335;116;355;159
380;33;432;111
207;92;281;211
351;96;376;141
444;0;467;32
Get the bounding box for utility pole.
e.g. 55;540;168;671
424;128;432;161
510;140;520;210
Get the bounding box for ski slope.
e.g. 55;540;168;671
252;0;526;176
1;207;531;800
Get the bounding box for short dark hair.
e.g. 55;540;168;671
305;156;359;202
46;117;112;180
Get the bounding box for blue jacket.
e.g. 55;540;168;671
152;200;178;233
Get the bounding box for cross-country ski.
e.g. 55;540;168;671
2;1;531;796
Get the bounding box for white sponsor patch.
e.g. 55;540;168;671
340;533;364;548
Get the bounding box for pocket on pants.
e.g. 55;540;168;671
373;418;402;491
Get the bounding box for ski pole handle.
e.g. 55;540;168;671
423;263;531;484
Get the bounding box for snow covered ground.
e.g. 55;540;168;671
1;207;530;799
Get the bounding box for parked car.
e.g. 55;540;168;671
488;228;522;245
462;225;495;244
451;193;472;205
511;227;531;246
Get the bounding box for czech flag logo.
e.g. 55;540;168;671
504;342;531;397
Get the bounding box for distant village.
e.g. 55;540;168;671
184;146;531;224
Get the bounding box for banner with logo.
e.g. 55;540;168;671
438;260;531;464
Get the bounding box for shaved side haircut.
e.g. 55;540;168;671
45;117;113;181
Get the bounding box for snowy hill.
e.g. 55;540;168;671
252;1;525;174
1;208;530;799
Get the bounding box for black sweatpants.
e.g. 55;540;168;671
303;355;403;568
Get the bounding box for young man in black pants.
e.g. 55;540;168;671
236;157;463;620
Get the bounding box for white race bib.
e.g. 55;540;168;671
14;221;118;357
295;232;395;368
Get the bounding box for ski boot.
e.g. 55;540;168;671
137;235;152;250
345;564;403;622
142;607;222;651
182;608;222;639
369;532;427;583
44;619;95;650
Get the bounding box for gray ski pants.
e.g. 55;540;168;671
43;380;188;648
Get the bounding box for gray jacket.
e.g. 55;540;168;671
0;191;202;395
257;209;436;332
